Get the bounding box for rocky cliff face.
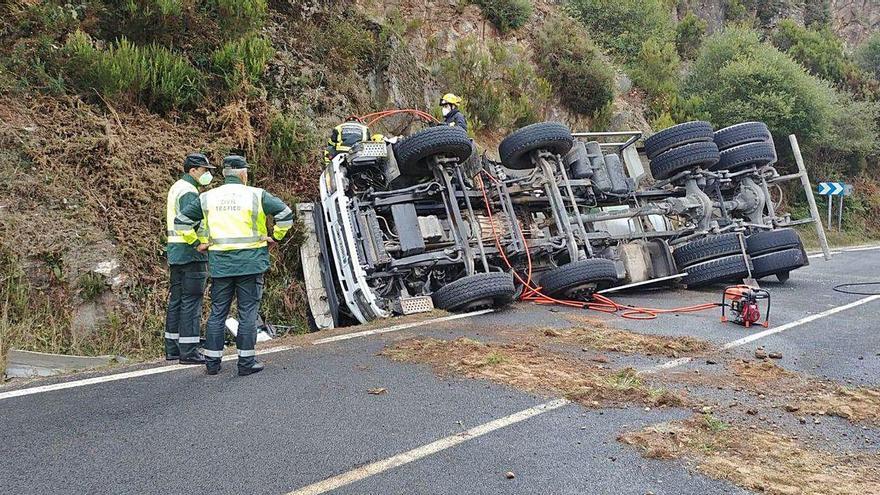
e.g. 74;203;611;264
832;0;880;46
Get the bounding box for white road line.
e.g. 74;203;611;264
286;398;571;495
642;294;880;374
808;244;880;258
1;309;496;401
0;345;297;401
721;294;880;349
311;309;495;345
638;357;692;374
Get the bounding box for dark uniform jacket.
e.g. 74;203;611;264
443;109;468;132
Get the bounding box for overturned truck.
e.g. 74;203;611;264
300;119;812;328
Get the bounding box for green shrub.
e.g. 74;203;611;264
723;0;749;21
215;0;267;33
265;111;320;166
314;21;377;71
855;33;880;81
123;0;186;16
770;20;849;84
437;37;551;132
64;30;203;112
471;0;533;33
212;35;274;90
567;0;674;61
675;12;707;60
533;16;615;117
630;38;681;118
685;26;862;150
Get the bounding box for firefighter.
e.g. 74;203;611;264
164;153;214;364
323;116;370;164
439;93;467;132
174;155;294;376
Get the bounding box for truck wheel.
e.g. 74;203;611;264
643;121;714;160
713;122;771;151
712;141;777;171
393;126;474;175
673;233;743;269
432;272;515;312
751;248;807;279
539;258;618;299
650;141;720;180
746;228;802;256
499;122;573;170
682;254;750;288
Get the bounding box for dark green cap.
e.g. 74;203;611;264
222;155;249;169
183;153;215;171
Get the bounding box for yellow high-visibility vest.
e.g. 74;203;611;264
166;179;199;244
200;183;268;251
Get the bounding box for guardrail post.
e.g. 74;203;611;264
789;135;832;261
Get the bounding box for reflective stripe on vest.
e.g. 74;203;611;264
201;184;268;251
166;179;198;244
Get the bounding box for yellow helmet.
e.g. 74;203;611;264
371;133;385;142
440;93;462;106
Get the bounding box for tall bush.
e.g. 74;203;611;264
770;20;849;85
64;31;203;112
566;0;673;61
533;16;615;117
212;35;274;90
686;27;835;144
675;12;707;60
471;0;533;33
437;37;551;132
856;33;880;81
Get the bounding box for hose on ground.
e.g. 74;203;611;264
832;282;880;296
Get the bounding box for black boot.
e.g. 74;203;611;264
238;361;264;376
206;362;222;375
179;354;206;365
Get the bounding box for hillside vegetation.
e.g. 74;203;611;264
0;0;877;369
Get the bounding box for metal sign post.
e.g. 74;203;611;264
817;181;852;232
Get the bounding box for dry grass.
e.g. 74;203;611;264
553;316;714;357
661;359;880;426
620;415;880;495
382;337;683;409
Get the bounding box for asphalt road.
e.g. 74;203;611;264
1;246;878;495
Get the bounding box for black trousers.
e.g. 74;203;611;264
204;273;264;368
164;262;208;359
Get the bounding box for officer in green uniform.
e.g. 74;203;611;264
164;153;214;364
174;156;294;376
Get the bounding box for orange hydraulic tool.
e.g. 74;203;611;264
721;285;771;328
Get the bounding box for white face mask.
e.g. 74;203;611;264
441;105;452;117
197;171;213;186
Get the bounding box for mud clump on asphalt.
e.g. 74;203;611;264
382;338;683;408
662;359;880;426
620;415;880;495
552;316;714;358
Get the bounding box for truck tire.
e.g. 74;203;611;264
393;126;474;175
713;141;777;171
499;122;573;170
751;248;807;279
539;258;618;299
432;272;515;312
682;254;750;288
746;228;802;256
644;121;714;160
673;233;744;269
650;141;720;180
713;122;772;151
